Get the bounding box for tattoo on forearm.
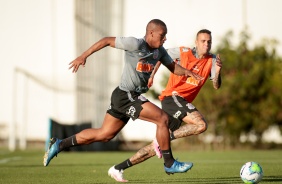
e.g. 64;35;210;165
213;72;221;89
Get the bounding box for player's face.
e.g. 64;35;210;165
149;26;167;49
195;33;212;56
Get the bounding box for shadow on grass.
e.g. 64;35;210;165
130;177;241;183
129;176;282;183
262;175;282;182
1;163;110;167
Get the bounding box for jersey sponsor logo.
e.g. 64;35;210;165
186;103;195;110
185;77;200;86
173;110;182;119
136;59;154;73
126;106;136;118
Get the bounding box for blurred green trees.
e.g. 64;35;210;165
149;30;282;148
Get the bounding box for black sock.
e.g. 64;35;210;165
59;135;78;151
114;159;133;171
162;149;175;168
170;132;176;141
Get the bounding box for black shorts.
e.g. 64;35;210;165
161;95;198;132
107;87;149;123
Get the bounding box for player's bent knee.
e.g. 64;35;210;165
199;121;208;133
157;112;169;127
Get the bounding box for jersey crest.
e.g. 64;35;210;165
153;49;159;59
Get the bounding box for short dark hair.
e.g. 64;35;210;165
146;19;167;32
196;29;211;37
148;19;166;27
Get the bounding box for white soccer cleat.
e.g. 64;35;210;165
108;165;128;182
153;139;162;159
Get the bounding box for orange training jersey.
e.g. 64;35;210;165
159;47;213;102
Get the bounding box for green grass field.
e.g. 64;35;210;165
0;149;281;184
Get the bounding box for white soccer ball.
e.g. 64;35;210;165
240;161;263;184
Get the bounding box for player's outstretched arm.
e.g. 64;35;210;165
166;62;203;81
69;37;116;73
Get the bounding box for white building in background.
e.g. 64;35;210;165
1;0;282;151
0;0;77;150
0;0;156;151
74;0;124;127
0;0;126;150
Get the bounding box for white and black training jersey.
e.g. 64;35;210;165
115;37;173;93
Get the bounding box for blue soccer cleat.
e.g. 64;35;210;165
164;160;193;175
43;137;62;166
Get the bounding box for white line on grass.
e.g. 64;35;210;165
0;156;21;164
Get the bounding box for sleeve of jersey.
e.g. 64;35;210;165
166;47;181;60
210;54;217;80
159;47;174;66
115;37;140;51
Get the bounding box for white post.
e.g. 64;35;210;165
19;76;28;150
9;69;17;151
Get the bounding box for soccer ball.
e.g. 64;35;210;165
240;161;263;184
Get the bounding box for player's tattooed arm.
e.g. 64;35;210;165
213;72;221;89
213;54;222;89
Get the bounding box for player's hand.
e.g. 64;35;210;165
185;70;204;81
147;77;153;88
69;56;86;73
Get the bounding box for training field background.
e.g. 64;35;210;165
1;149;281;184
1;1;282;184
